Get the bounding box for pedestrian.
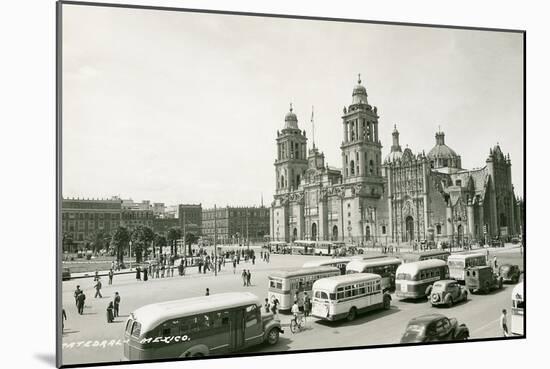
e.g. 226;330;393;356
198;259;202;274
246;269;251;286
486;249;490;264
74;285;82;307
136;267;141;281
108;269;114;285
161;264;165;278
233;258;237;274
500;309;509;337
271;296;279;316
114;292;120;317
76;291;86;315
493;256;498;271
205;288;210;296
252;254;256;265
143;267;148;281
170;264;174;277
62;308;67;331
303;292;311;318
241;270;247;286
94;269;99;282
155;264;160;278
264;298;271;313
94;278;103;298
107;301;114;323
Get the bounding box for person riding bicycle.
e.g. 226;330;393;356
291;300;300;320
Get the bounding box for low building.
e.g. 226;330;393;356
202;206;270;245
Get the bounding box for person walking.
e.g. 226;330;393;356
76;291;86;315
155;264;160;278
241;270;247;286
246;269;251;286
74;285;82;307
205;288;210;296
264;298;271;313
62;308;67;331
198;259;203;274
94;269;99;282
303;292;311;319
161;264;165;278
107;301;114;323
94;278;103;298
233;258;237;274
170;264;174;277
114;292;121;317
500;309;509;337
108;269;114;285
136;267;141;281
271;296;279;317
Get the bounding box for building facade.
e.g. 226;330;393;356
202;206;270;244
271;76;523;246
178;204;202;236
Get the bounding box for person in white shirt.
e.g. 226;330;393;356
500;309;509;337
291;300;300;320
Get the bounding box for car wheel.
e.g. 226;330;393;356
346;307;357;322
266;328;279;345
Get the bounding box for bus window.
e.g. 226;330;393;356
125;319;133;334
131;321;142;338
315;291;328;299
245;305;259;328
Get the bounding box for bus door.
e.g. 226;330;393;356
230;308;245;351
243;305;263;347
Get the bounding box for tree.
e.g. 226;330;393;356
62;233;74;253
167;228;182;256
185;232;198;256
153;233;167;257
111;227;130;264
130;225;155;263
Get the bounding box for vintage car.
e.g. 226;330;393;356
465;266;503;293
400;314;469;343
430;280;468;307
62;267;71;281
498;264;521;283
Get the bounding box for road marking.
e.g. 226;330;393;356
472;318;499;334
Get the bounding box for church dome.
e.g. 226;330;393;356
385;150;403;163
427;131;458;160
351;74;368;105
284;104;298;130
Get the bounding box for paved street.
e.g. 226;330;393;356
61;247;523;366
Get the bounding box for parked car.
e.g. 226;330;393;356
430;280;468;308
491;238;504;248
498;264;521;283
465;266;503;293
400;314;469;343
62;267;71;281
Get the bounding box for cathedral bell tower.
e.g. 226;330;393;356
340;75;384;196
274;104;308;195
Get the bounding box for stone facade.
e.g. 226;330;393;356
271;76;523;246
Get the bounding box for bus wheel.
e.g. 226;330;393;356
267;328;279;345
346;307;357;321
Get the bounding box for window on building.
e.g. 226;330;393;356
436;224;442;235
455;180;462;186
382;225;386;234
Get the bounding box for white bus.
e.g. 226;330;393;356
291;240;316;255
346;257;402;292
302;258;352;275
311;273;392;322
395;259;449;299
511;282;524;336
267;266;341;310
123;292;283;360
447;253;486;282
313;241;340;256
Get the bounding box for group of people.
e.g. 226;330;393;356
241;269;252;286
70;282;121;326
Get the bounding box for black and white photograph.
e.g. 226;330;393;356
56;1;525;367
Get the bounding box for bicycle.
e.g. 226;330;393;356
290;312;306;333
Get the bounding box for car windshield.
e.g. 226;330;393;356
402;324;425;340
432;283;444;291
397;273;412;281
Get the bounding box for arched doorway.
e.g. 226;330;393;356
405;216;414;242
332;225;338;241
311;223;317;241
292;228;297;241
365;226;371;241
457;224;464;247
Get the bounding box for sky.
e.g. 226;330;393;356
62;4;524;208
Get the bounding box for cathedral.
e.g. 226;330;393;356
270;76;523;247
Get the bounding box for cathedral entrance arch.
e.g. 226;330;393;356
405;216;414;243
332;225;338;241
365;226;371;241
311;223;317;241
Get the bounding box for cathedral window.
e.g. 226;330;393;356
436;224;442;234
350;160;355;175
369;160;374;175
381;226;386;234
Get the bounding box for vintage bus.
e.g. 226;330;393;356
511;282;524;336
399;250;451;263
291;240;316;255
395;259;449;299
447;253;487;282
313;241;342;256
123;292;283;360
311;273;392;322
346;257;402;292
267;241;289;254
302;257;352;275
267;266;341;310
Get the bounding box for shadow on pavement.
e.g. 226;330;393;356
34;353;56;366
314;306;401;328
